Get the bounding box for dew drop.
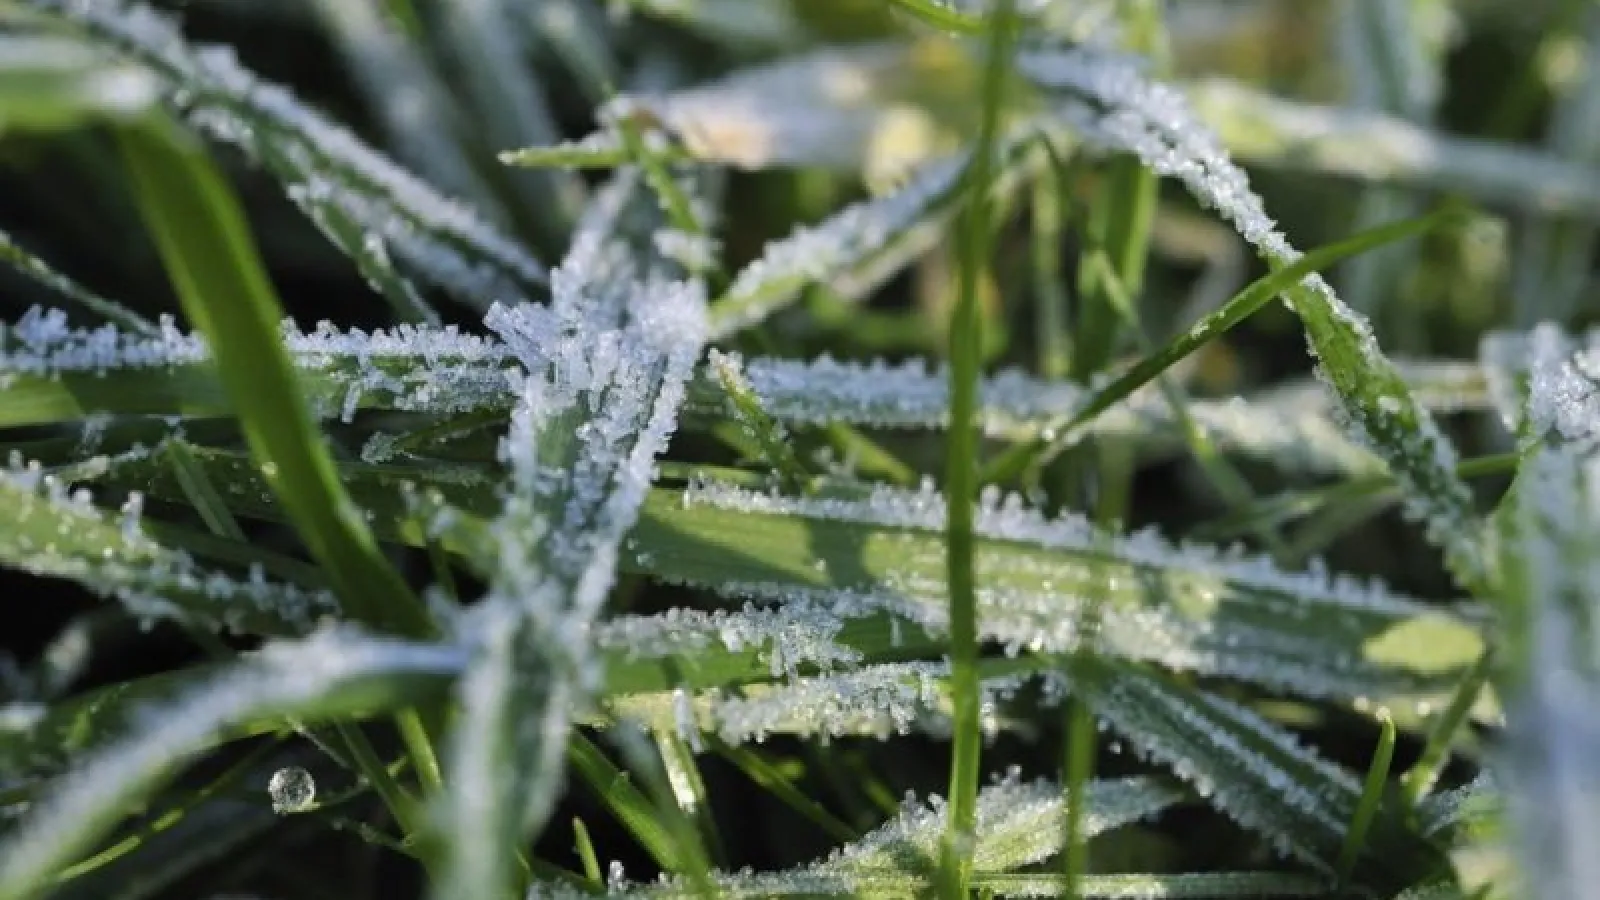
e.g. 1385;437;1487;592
268;766;316;814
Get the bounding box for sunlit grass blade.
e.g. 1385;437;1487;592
80;442;1490;709
114;115;431;638
0;629;464;900
0;34;160;133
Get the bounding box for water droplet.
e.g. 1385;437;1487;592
268;766;316;814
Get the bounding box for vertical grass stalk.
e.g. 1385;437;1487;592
940;4;1018;897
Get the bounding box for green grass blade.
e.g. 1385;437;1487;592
80;444;1490;709
0;34;159;133
984;205;1463;485
1070;657;1447;892
1337;709;1397;882
0;462;333;635
113;116;430;638
941;7;1018;893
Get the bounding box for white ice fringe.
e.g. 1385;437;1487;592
531;774;1181;898
676;478;1482;703
1480;323;1600;447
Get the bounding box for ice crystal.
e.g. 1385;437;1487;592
712;150;970;336
695;354;1381;476
1480;324;1600;446
550;775;1181;899
1073;662;1363;871
434;171;708;900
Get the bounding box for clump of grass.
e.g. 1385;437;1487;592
0;2;1593;899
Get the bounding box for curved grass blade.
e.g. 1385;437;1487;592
0;629;465;900
1025;45;1487;588
114;116;431;637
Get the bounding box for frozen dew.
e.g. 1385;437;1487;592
1480;323;1600;445
267;766;316;814
674;476;1482;702
699;354;1381;476
0;456;335;636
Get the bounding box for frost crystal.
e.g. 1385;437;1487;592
713;151;969;336
0;456;335;635
435;171;709;900
555;775;1181;898
1481;324;1600;446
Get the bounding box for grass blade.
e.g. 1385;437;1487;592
941;7;1018;895
983;205;1464;485
114;115;431;638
